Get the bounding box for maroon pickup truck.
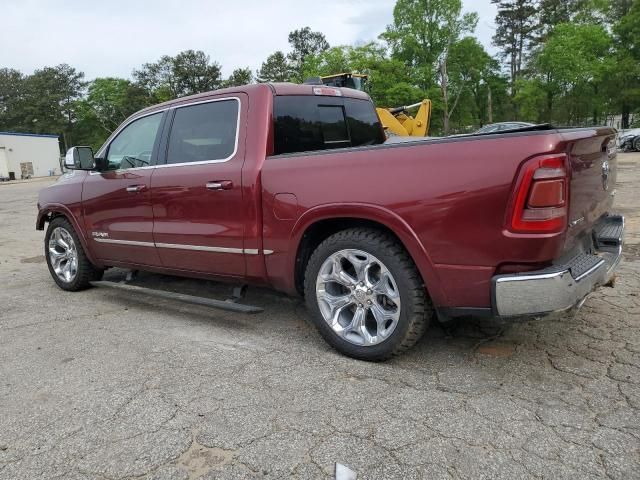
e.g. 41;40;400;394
37;83;624;360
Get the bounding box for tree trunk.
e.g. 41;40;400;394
622;102;630;129
487;86;493;124
592;84;599;126
441;59;450;135
62;132;69;153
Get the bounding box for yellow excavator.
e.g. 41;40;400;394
312;73;432;137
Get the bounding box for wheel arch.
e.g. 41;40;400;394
290;204;445;305
37;204;101;267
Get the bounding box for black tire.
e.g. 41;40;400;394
304;228;431;361
633;137;640;152
45;216;103;291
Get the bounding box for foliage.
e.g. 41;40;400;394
256;51;292;82
301;43;422;107
287;27;330;82
0;64;85;150
517;23;613;124
1;0;639;145
73;78;153;150
133;50;222;101
224;68;253;87
382;0;477;91
491;0;538;99
381;0;480;133
0;68;25;130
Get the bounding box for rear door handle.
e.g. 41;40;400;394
206;180;233;191
126;185;147;193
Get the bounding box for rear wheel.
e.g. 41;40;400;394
633;137;640;152
45;217;103;291
304;228;431;361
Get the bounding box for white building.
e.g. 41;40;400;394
0;132;61;180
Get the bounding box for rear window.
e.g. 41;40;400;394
273;96;385;155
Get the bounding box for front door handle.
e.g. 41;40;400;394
126;184;147;193
206;180;233;191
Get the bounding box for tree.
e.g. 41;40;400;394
538;0;587;34
609;0;635;20
381;0;477;133
287;27;330;82
257;51;292;82
300;43;423;107
224;68;253;87
435;8;478;134
19;64;86;149
611;0;640;128
519;23;612;124
491;0;538;100
0;68;25;130
133;50;222;101
382;0;475;90
446;37;502;130
85;79;150;131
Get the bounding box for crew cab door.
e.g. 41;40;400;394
82;111;166;266
150;95;248;278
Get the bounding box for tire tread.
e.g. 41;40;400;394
304;227;431;361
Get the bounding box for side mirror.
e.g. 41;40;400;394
64;146;95;170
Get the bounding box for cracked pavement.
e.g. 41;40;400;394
1;153;639;479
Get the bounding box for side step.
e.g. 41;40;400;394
90;281;263;314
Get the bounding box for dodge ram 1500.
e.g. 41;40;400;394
37;83;624;360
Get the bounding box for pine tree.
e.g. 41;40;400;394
491;0;538;98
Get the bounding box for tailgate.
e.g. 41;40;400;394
562;128;618;250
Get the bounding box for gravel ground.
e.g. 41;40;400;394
1;153;639;480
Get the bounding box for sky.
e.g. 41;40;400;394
1;0;498;80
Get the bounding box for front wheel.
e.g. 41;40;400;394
304;228;431;361
45;217;103;291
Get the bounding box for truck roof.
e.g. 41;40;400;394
137;83;371;117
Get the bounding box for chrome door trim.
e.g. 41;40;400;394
155;242;245;254
93;238;271;255
93;238;156;247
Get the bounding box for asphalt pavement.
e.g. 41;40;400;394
1;153;639;479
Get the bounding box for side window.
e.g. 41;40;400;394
273;96;384;155
166;99;239;164
106;113;163;170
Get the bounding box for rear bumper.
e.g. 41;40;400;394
492;215;624;318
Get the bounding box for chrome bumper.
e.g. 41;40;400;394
492;215;624;317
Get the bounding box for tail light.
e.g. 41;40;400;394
509;154;569;233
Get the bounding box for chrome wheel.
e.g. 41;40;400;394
48;227;78;283
315;249;402;346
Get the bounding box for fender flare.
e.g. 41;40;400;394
37;203;102;268
288;203;446;305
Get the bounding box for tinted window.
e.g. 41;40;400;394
167;99;239;164
344;98;385;147
273;96;384;155
106;112;163;170
318;106;349;144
